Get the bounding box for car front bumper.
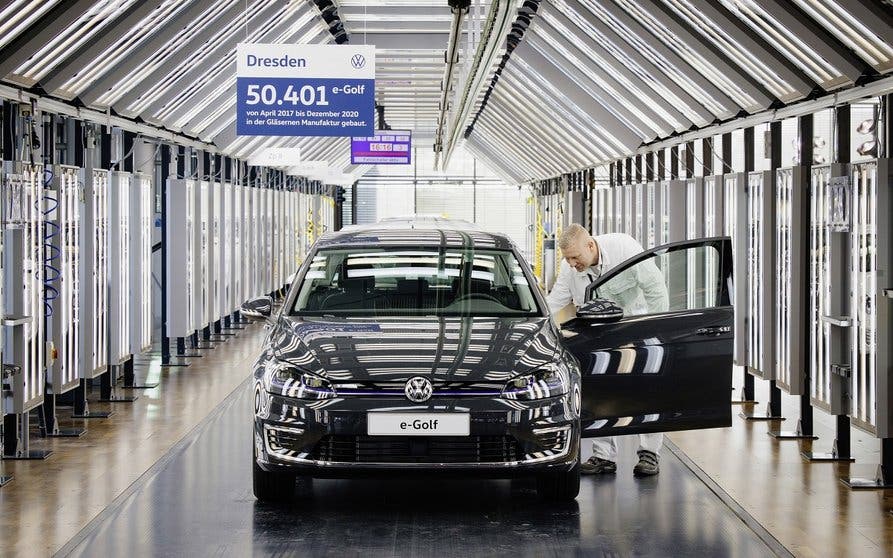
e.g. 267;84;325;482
253;389;580;477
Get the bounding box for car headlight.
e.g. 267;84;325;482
502;363;569;401
264;361;335;400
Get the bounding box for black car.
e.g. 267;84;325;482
247;221;733;501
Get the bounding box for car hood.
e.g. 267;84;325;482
270;315;560;383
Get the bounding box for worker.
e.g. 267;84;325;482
546;223;669;476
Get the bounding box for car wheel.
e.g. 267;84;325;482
253;449;295;502
536;462;580;501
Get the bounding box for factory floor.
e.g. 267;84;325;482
0;325;890;557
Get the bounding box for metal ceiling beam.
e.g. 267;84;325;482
357;32;450;49
474;91;583;175
509;46;642;153
640;0;776;111
111;0;276;112
340;6;452;18
0;0;94;78
488;82;595;165
471;120;547;180
0;83;218;152
484;98;583;171
40;0;171;95
78;0;239;107
525;31;666;141
344;20;452;33
559;0;714;126
582;0;739;119
639;74;893;154
757;0;868;84
145;12;321;122
845;0;893;52
166;25;329;131
464;138;525;184
538;2;692;132
689;0;816;99
477;107;570;177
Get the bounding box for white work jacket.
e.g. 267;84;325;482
545;233;668;316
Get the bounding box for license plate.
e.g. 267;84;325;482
367;413;470;436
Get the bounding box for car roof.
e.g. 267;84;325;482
316;217;517;251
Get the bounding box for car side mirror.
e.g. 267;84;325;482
576;298;624;323
241;296;273;319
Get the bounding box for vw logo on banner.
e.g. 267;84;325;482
351;54;366;69
404;377;433;403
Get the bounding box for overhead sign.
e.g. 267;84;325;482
236;43;375;137
247;147;302;167
351;130;412;164
286;161;330;176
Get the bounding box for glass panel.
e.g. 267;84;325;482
291;248;540;317
593;245;722;315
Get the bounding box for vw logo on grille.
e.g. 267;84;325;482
404;376;433;402
351;54;366;69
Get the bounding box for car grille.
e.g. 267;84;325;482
308;435;525;464
331;381;504;397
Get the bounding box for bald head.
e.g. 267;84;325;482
558;223;599;272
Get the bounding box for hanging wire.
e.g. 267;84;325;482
42;167;61;317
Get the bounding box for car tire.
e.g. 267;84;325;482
536;463;581;501
253;449;295;502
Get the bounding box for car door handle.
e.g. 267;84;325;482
696;326;730;336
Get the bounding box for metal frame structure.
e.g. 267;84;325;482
130;173;152;354
774;167;808;396
165;179;196;341
744;170;777;383
108;171;131;368
2;161;50;459
49;165;81;396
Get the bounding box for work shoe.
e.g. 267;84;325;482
581;456;617;475
633;450;660;476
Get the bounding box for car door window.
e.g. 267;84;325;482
592;245;724;316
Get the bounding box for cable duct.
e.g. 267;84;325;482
433;1;469;158
437;0;517;170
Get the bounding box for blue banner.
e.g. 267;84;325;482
236;77;375;136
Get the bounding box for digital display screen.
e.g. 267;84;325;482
351;130;412;164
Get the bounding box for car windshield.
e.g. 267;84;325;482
289;246;542;317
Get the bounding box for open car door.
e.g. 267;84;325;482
560;237;733;437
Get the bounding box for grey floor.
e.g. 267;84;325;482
58;381;779;558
